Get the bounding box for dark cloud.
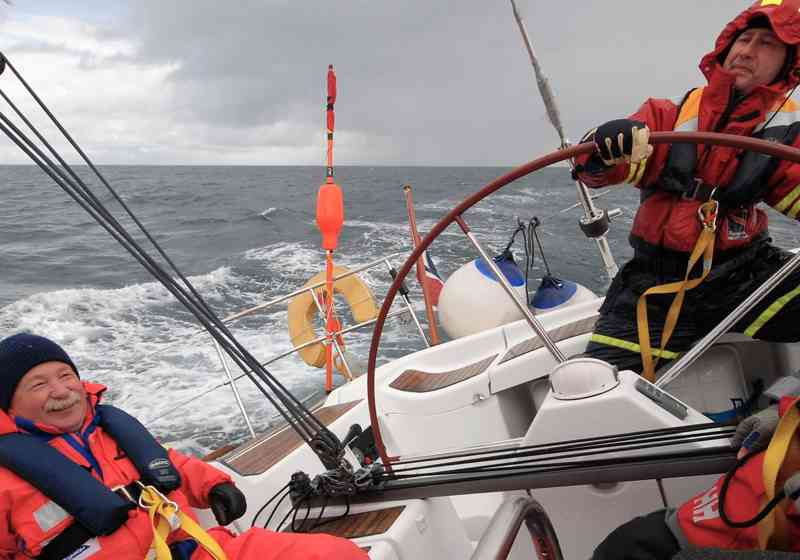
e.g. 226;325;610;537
14;1;757;164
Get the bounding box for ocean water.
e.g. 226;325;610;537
2;164;799;455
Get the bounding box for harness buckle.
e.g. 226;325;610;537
683;178;717;202
136;480;180;515
698;196;719;232
112;483;142;504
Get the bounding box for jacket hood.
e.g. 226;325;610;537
0;381;106;436
700;0;800;94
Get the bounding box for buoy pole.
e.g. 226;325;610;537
316;64;344;393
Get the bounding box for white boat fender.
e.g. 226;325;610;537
438;254;527;339
531;275;596;314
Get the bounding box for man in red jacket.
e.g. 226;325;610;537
0;333;367;560
576;0;800;376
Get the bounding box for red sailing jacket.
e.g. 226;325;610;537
674;396;800;551
0;382;231;559
576;0;800;254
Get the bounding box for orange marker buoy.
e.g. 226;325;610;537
316;181;343;251
317;64;343;392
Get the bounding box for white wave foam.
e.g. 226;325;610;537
259;207;277;219
0;264;331;453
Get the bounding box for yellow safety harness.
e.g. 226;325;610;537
137;482;228;560
758;398;800;550
637;199;719;382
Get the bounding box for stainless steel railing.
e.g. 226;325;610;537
471;495;563;560
149;252;430;436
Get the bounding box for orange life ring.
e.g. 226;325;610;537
287;266;379;369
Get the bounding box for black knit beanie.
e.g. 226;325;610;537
0;333;79;411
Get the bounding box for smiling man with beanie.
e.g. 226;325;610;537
0;333;368;560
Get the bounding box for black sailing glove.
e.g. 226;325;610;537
209;482;247;526
593;119;653;166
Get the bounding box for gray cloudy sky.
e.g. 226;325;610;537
0;1;757;165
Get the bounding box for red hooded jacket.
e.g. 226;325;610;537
0;381;231;559
576;0;800;254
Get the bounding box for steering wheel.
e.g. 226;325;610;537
366;131;800;469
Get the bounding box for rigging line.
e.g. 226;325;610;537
374;446;734;491
279;494;306;533
386;430;736;478
0;117;329;439
391;422;733;466
294;498;314;533
2;55;218;319
387;435;735;482
250;482;290;528
310;497;329;530
0;57;332;440
309;496;350;530
387;429;734;477
0;114;321;444
264;489;292;530
386;432;735;478
530;219;551;276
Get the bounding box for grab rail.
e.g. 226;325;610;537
471;496;563;560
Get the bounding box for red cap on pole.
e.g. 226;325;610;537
327;64;337;106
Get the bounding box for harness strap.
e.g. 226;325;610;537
758;398;800;550
138;484;227;560
637;200;718;382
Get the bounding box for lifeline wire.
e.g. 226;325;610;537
0;53;337;453
374;444;735;495
372;424;735;487
392;421;733;466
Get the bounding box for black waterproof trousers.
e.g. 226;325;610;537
585;241;800;373
592;510;680;560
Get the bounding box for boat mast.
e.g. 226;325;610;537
509;0;619;281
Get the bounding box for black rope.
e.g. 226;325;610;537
0;53;338;450
310;497;330;530
264;489;291;530
276;501;301;533
311;496;351;530
0;111;319;443
502;216;551;303
386;432;734;480
719;449;787;529
392;422;733;467
293;499;314;533
529;218;551;276
374;446;734;493
251;483;290;528
278;491;312;533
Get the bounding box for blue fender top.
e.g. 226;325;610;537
474;256;525;287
